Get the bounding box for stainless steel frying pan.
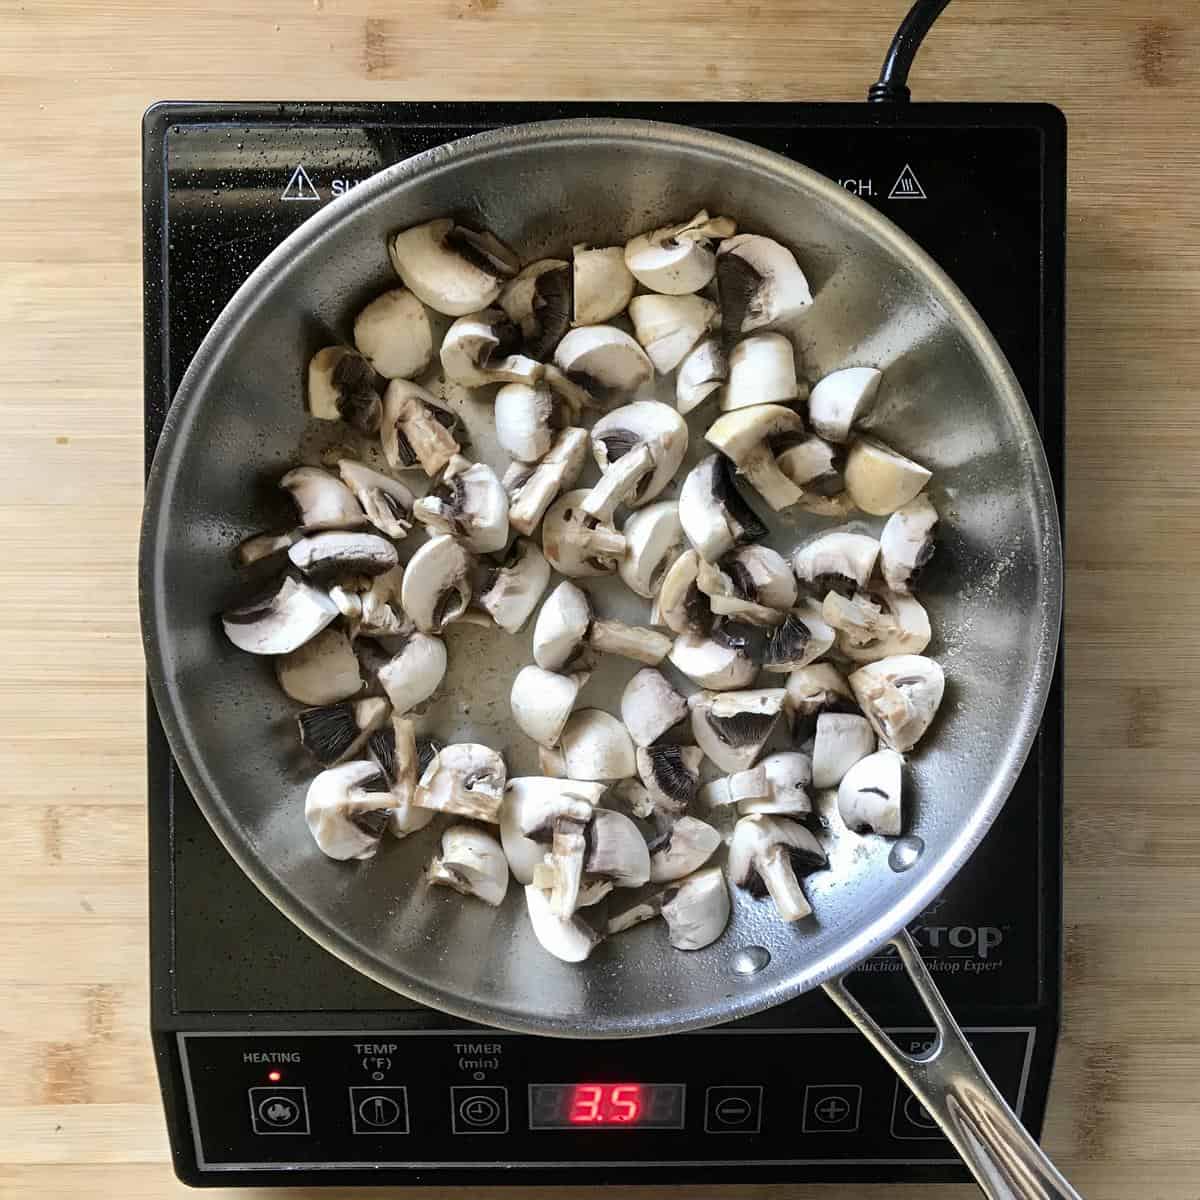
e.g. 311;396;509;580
140;120;1073;1197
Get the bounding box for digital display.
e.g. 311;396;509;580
529;1083;685;1130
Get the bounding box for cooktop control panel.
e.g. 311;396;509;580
180;1028;1036;1172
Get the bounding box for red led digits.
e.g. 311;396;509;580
568;1084;644;1124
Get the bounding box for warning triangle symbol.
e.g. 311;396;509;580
281;164;321;202
888;163;926;200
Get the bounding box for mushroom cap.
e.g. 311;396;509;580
728;812;827;885
716;233;813;334
554;326;653;404
275;626;363;705
784;661;856;733
478;538;551;634
636;743;704;812
560;708;637;781
661;866;731;950
416;742;508;822
494;382;556;463
572;244;636;325
498;258;572;358
222;573;339;656
808;366;882;443
843;436;932;516
377;632;448;716
689;687;787;774
620;668;689;748
834;588;931;664
439;309;543;389
678;454;766;563
541;488;625;578
628;294;720;375
413;457;510;555
287;531;399;581
428;824;510;906
699;544;797;615
305;760;395;861
760;600;836;673
737;750;814;815
706;403;804;464
336;459;415;540
525;883;602;963
723;332;799;411
837;748;904;836
380;378;461;476
618;501;683;598
656;548;710;636
306;347;382;432
591;400;689;510
280;465;366;532
400;534;473;633
676;337;728;414
500;777;603;884
532;580;593;671
353;287;433;380
510;665;582;749
776;435;842;491
585;808;652;887
669;631;758;690
792;527;881;593
848;654;945;752
624;210;734;295
880;494;939;593
648;815;721;883
811;712;877;789
388;218;517;316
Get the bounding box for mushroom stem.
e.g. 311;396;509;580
579;443;654;521
588;620;672;665
757;846;812;921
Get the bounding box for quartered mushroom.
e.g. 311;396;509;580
572;244;635;325
696;543;796;622
428;824;510;906
400;535;473;633
637;744;704;814
729;814;827;921
553;326;653;407
808;366;881;443
376;631;447;715
880;494;938;593
415;742;507;822
525;882;602;963
784;662;857;737
221;573;340;655
716;233;813;335
297;696;390;767
533;581;593;671
728;751;814;816
499;777;603;884
585;808;651;888
776;435;853;517
689;688;787;773
653;548;710;635
706;403;805;511
413;455;509;554
477;538;550;633
280;465;366;532
287;530;399;582
331;564;407;639
628;294;719;375
761;599;836;674
581;401;689;521
589;619;672;666
510;665;585;749
668;631;757;690
618;500;683;598
236;528;302;567
676;338;728;414
305;760;396;861
336;460;414;539
367;717;436;837
791;526;880;595
837;748;904;836
624;210;736;295
381;379;461;477
678;453;767;562
504;426;590;536
620;668;689;748
353;287;433;380
648;815;721;882
848;654;945;753
723;332;800;411
844;436;932;515
388;218;518;316
440;309;543;388
560;709;637;781
823;586;931;663
495;382;567;464
275;625;363;705
541;488;626;579
661;866;731;949
498;258;572;358
306;347;382;433
811;712;877;789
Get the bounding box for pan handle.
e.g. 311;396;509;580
823;929;1082;1200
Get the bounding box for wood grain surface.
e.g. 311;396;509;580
1;0;1198;1196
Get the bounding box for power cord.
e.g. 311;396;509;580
867;0;953;103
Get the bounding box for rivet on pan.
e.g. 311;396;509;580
732;945;771;976
888;835;925;872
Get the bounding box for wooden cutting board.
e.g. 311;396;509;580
1;1;1198;1197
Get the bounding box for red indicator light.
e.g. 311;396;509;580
568;1083;644;1124
267;1070;283;1083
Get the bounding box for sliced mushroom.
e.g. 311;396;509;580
381;379;461;477
697;544;797;622
504;426;590;536
413;455;509;554
761;599;836;673
654;548;711;636
706;404;804;511
560;709;637;781
784;662;856;737
553;326;653;407
844;437;932;515
376;631;447;715
649;815;721;882
637;744;704;814
723;332;800;411
221;573;339;655
848;654;945;753
500;776;603;884
297;696;390;767
525;882;603;963
236;529;302;567
689;688;787;773
401;535;472;633
367;716;436;836
581;401;689;521
305;760;395;861
880;494;938;593
572;244;635;325
676;337;728;414
440;309;543;388
498;258;572;358
585;808;651;887
811;712;877;789
280;465;366;532
541;488;626;578
287;531;399;582
661;866;730;949
678;454;767;562
510;665;584;749
533;580;593;671
628;294;719;375
477;538;550;634
415;742;507;822
729;814;827;921
306;347;381;434
837;748;903;836
336;459;414;540
428;823;510;906
735;751;814;816
716;234;813;336
275;626;363;705
588;620;672;666
668;631;757;690
792;527;881;595
620;668;689;748
494;382;559;464
388;218;518;316
624;210;736;295
353;287;433;381
824;586;930;663
618;501;683;599
808;366;881;443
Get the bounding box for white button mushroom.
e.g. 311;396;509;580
413;455;510;554
499;777;603;885
376;632;448;716
791;526;881;595
559;709;637;781
668;631;758;691
510;665;584;749
588;619;672;666
618;501;683;599
353;287;433;381
477;538;551;634
716;234;813;334
428;823;510;906
823;586;931;663
843;437;932;515
808;366;882;444
620;668;689;748
280;465;367;532
729;814;827;921
533;580;593;672
624;210;736;296
494;382;558;464
637;744;704;815
572;244;635;325
648;815;721;883
414;742;507;823
400;534;473;633
332;564;408;640
297;696;391;768
236;529;303;567
735;751;814;816
307;347;382;433
541;489;626;579
581;401;689;522
498;258;572;358
585;808;651;888
654;548;711;636
811;712;877;789
275;626;363;706
628;294;720;375
305;760;396;861
723;332;800;412
525;882;603;963
336;460;415;540
365;716;437;837
760;599;836;674
676;338;728;414
287;530;400;582
848;654;945;753
784;662;856;737
696;544;797;621
221;573;340;656
689;688;787;773
553;326;653;407
837;748;904;836
706;404;805;511
504;426;590;537
439;309;544;388
678;454;767;563
388;218;518;316
381;379;461;477
880;494;939;593
661;866;731;950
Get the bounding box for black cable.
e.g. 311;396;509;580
867;0;953;103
